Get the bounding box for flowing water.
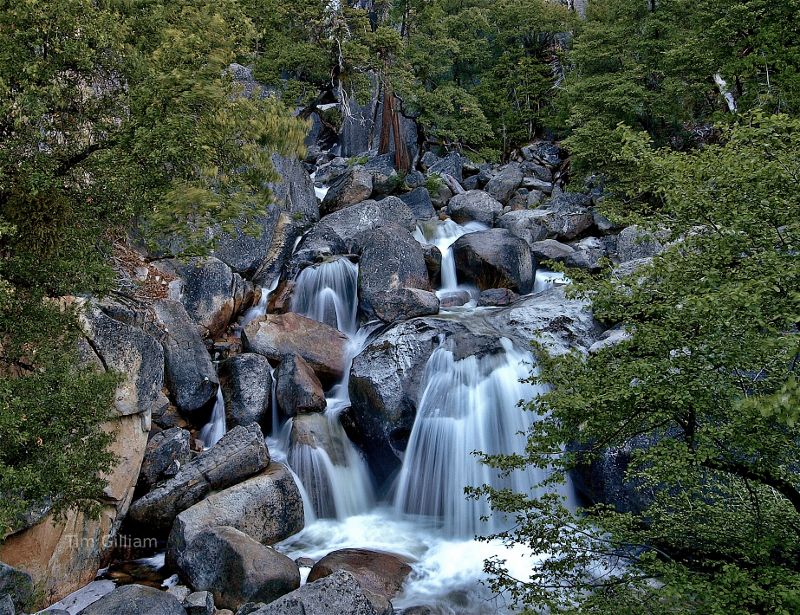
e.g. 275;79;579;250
270;218;575;613
198;385;226;450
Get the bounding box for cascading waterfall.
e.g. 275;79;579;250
235;276;280;337
290;257;359;334
199;386;226;450
393;337;560;536
414;219;487;292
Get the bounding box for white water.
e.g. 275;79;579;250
199;386;226;450
414;218;487;293
310;171;330;201
534;269;570;294
290;257;359;334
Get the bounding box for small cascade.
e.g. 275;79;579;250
310;171;330;201
533;269;570;294
394;338;560;536
235;277;280;337
414;218;487;295
290;257;359;334
199;386;226;450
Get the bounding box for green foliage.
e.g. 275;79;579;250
476;115;800;612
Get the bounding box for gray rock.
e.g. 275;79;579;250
275;354;327;415
321;167;374;215
0;563;32;613
615;225;665;262
527;190;545;208
507;189;529;211
439;290;472;308
529;239;581;265
427;152;463;183
183;591;214;615
79;584;187;615
521;142;563;167
483;163;523;204
477;288;519;307
81;305;164;417
452;229;534;294
364;154;400;196
175;526;299;611
0;594;12;615
569;236;607;270
156;257;255;338
247;571;378;615
166;463;304;568
225;354;273;429
446;190;502;226
612;257;653;279
539;192;595;240
520;161;553;182
243;313;348;382
236;604;267;615
461;175;480;191
138;427;192;491
521;176;553;194
152;300;218;414
357;226;437;323
129;424;270;528
399;187;435;220
420;244;442;285
496;210;550;245
315;198;416;253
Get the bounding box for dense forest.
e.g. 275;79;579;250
1;0;799;613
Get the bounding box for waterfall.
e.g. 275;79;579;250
290;257;359;334
394;337;557;536
414;219;487;292
235;276;280;337
199;386;226;450
533;269;570;294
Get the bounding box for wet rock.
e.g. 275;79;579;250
138;427;192;492
158;257;255;339
243;313;348;381
452;229;534;294
308;548;411;614
420;244;442;285
225;354;273;429
175;527;299;611
80;305;164;417
357;226;438;323
0;563;32;613
166;463;304;568
399;187;435;220
477;288;519;307
483;163;523;204
615;225;665;262
275;354;327;415
79;584;186;615
439;290;472;308
153;300;218;414
321;167;374;215
129;424;270;529
446;190;502;227
247;571;378;615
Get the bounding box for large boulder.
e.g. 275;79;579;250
446;190;502;226
243;313;348;382
427;152;464;183
307;549;411;614
79;584;186;615
615;225;665;262
0;563;32;613
357;226;438;323
174;526;299;611
363;154;400;196
152;300;218;414
156;257;256;338
496;210;550;246
275;354;327;416
166;463;304;569
538;192;595;240
138;427;192;492
399;187;435;220
483;163;523;204
321;167;374;215
225;354;273;429
129;424;270;529
247;571;379;615
452;229;534;294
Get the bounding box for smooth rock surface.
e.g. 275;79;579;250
446;190;502;226
79;584;186;615
225;354;273;429
275;354;327;415
138;427;192;492
452;228;534;293
247;571;378;615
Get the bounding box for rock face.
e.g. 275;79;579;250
79;584;187;615
225;354;273;429
157;257;255;338
247;571;379;615
275;354;327;415
153;300;218;414
452;228;534;293
138;427;192;492
496;210;550;246
167;463;304;570
446;190;502;226
357;226;438;323
0;563;33;613
615;225;665;262
313;197;417;253
243;313;348;382
183;591;214;615
398;187;435;220
307;549;411;614
175;526;299;611
321;167;374;215
129;424;270;528
477;288;519;307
